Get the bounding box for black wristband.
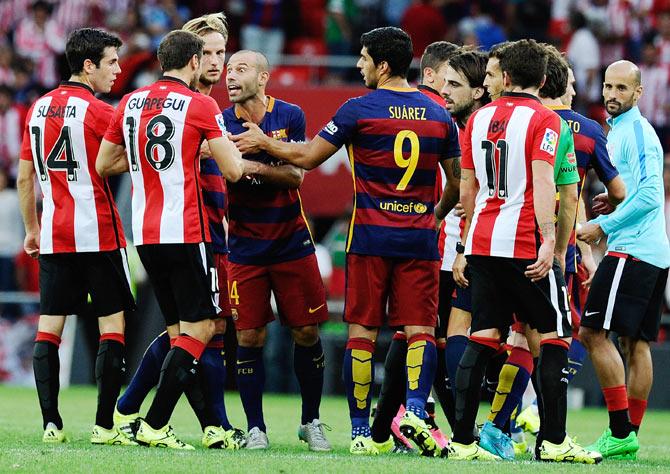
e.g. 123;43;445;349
456;242;465;254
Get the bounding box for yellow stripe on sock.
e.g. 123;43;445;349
352;349;372;409
407;340;427;391
488;364;519;422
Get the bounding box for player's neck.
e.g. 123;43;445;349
540;97;563;107
235;93;268;124
68;74;95;92
163;70;194;88
506;85;540;97
377;75;409;89
196;82;213;96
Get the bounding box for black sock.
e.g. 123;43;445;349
184;365;219;430
453;340;496;444
433;344;456;430
145;346;198;429
538;343;568;444
371;337;407;443
482;350;507;403
95;339;126;429
33;340;62;430
294;339;325;425
531;357;543;453
609;409;633;439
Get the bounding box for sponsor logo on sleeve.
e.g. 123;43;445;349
323;120;338;135
540;128;558;156
215;113;226;134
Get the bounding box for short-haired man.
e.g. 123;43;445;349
578;60;670;460
113;14;246;450
17;28;135;445
97;30;248;449
370;40;461;452
224;49;331;452
449;39;601;463
231;27;461;456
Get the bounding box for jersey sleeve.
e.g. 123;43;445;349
317;98;358;148
103;98;126;145
555;120;580;185
288;106;306;142
441;112;461;161
589;123;619;184
19;104;35;162
530;111;561;164
192;95;227;140
460;114;474;170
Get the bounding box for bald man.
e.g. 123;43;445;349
577;60;670;460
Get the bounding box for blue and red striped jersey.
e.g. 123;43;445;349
551;106;619;273
318;86;460;260
200;157;228;254
224;96;314;265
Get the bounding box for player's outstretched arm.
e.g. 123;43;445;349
230;122;338;170
246;162;304;189
96;139;129;177
526;160;556;282
16;160;40;258
605;175;626;206
208;136;245;182
435;156;462;220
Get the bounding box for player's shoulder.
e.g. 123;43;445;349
269;96;303;115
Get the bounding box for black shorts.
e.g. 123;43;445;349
137;243;220;325
437;270;456;339
467;255;571;337
39;249;135;317
582;254;668;342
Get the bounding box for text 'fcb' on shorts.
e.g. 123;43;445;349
227;253;328;330
467;255;571;337
137;242;220;326
344;253;439;328
39;249;135;317
582;253;668;342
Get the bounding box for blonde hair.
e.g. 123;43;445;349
182;12;228;41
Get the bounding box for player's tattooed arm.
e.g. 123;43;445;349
245;161;304;189
435;156;461;219
231;122;338;170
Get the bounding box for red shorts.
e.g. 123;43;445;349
344;254;438;328
214;253;232;318
227;253;328;330
567;262;589;339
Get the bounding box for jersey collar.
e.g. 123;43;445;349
379;85;417;92
501;91;541;103
60;81;94;95
417;84;440;97
607;106;641;127
546;104;571;110
157;75;191;89
234;95;275;121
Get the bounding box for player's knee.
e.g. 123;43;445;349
578;326;600;348
237;328;265;347
37;315;66;337
213;317;227;335
292;325;319;346
98;311;125;335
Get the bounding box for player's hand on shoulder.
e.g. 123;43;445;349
525;242;554;282
24;232;40;259
230;122;265;154
576;222;604;246
591;192;616;215
453;253;469;288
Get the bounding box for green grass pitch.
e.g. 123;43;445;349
1;385;669;473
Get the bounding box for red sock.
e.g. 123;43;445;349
628;398;647;428
603;385;629;412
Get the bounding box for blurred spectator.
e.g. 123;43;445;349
13;1;65;88
401;0;448;58
639;42;670;146
458;1;506;50
240;0;299;67
0;0;30;37
0;47;14;86
566;10;601;110
653;10;670;71
325;0;357;76
140;0;190;50
0;168;22;294
54;0;107;32
0;86;22;178
384;0;412;26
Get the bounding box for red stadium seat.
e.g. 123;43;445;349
271;66;312;86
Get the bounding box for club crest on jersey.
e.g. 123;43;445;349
540;128;558;156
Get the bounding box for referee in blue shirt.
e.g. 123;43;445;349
577;60;670;460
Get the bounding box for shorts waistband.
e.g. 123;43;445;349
607;251;640;262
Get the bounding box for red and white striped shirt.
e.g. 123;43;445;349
104;76;226;246
462;92;560;259
20;82;126;254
